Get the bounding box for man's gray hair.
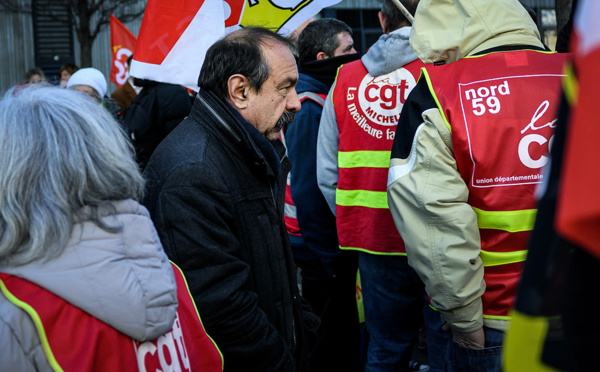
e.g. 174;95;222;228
0;86;144;266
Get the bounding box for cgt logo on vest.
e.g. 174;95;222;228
357;68;417;128
519;100;557;169
134;313;191;372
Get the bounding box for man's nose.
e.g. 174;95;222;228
287;88;302;112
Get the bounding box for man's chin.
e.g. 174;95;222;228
266;130;281;141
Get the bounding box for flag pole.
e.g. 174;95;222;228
390;0;414;24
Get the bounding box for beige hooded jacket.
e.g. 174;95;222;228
387;0;547;334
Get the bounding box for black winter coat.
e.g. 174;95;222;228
143;89;318;372
124;80;192;170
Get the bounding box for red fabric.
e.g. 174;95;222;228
284;181;301;237
109;14;137;87
556;26;600;258
133;1;206;65
332;59;424;254
0;264;222;372
425;50;568;317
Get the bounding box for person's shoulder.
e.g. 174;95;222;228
0;292;49;371
155;83;190;96
146;118;228;180
337;58;365;74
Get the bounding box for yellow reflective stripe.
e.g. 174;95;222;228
336;189;388;209
483;314;512;321
421;68;452;132
338;151;391;168
503;310;561;372
480;249;528;267
0;278;64;372
472;207;537;232
562;63;578;105
356;270;365;324
339;245;407;256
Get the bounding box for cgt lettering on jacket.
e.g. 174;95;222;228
348;103;383;139
134;313;191;372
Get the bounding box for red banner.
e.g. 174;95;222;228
110;14;137;87
130;0;341;90
556;0;600;257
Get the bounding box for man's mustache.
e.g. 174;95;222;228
275;110;296;130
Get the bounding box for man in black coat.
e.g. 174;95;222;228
143;27;319;372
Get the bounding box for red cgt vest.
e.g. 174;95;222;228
283;92;327;240
0;262;223;372
332;59;424;255
423;49;568;319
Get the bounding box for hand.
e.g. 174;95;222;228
442;322;485;349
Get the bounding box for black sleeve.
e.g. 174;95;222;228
392;78;438;160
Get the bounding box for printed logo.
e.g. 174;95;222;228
133;313;191;372
357;69;416;126
459;75;562;188
113;47;133;86
518;100;556;169
345;68;416;140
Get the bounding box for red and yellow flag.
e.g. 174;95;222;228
109;14;137;87
130;0;341;90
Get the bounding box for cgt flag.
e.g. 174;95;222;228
109;14;137;88
130;0;341;91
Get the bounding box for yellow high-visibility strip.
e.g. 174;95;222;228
336;189;389;209
503;310;561;372
338;151;391;169
422;68;452;132
339;245;407;256
0;278;64;372
480;249;528;267
483;314;512;321
473;207;537;232
562;63;578;105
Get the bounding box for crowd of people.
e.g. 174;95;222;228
0;0;591;371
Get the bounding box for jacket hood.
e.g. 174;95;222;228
0;199;177;341
297;73;329;96
300;52;361;88
410;0;544;64
362;27;419;76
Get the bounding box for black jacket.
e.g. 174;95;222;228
143;89;318;372
124;80;192;170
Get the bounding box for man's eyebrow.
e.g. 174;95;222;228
279;76;298;88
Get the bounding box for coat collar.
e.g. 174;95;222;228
193;89;282;179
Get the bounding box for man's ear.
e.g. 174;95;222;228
227;74;249;109
378;11;389;34
316;51;329;60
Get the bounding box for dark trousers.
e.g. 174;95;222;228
298;258;363;372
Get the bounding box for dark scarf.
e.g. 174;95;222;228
227;103;281;178
299;52;361;88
